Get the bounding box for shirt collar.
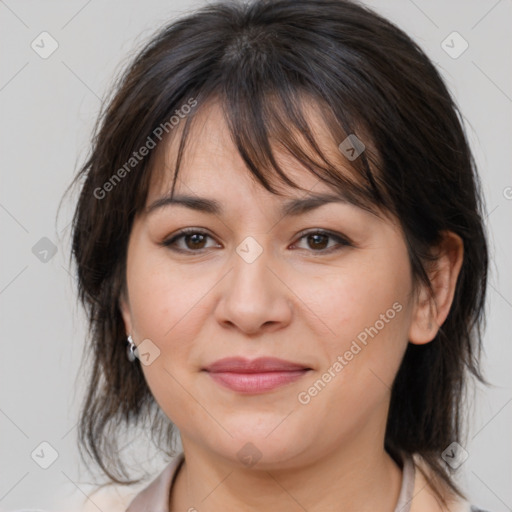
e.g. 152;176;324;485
126;452;185;511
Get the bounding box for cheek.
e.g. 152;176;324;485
297;246;413;393
125;249;208;424
301;256;411;348
124;244;222;401
126;245;203;339
291;264;412;447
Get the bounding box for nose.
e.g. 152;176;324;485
214;239;293;336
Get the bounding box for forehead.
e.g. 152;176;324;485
146;98;366;205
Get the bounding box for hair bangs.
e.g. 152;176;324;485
153;85;390;221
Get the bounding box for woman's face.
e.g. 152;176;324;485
120;101;427;469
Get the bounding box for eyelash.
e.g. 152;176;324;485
160;227;353;255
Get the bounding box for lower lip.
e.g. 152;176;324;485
206;370;309;393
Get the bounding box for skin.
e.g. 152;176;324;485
119;100;464;512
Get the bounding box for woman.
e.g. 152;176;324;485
68;0;491;510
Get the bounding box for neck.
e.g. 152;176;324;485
169;439;403;512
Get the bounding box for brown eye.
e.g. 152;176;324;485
293;230;352;253
161;229;219;252
183;232;207;250
306;233;329;250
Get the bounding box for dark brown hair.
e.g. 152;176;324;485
64;0;489;504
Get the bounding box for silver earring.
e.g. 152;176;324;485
127;335;137;362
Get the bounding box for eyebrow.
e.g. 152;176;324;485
146;191;362;218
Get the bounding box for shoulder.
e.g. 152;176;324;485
410;453;492;512
76;485;140;512
72;456;182;512
125;453;184;510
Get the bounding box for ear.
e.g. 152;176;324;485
118;289;133;337
408;231;464;345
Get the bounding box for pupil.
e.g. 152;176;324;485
309;234;328;250
187;234;205;249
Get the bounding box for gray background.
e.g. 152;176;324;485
0;0;511;510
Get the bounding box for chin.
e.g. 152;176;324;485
206;427;309;469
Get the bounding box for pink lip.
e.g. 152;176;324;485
202;357;311;394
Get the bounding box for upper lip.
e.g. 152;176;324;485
203;357;311;373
